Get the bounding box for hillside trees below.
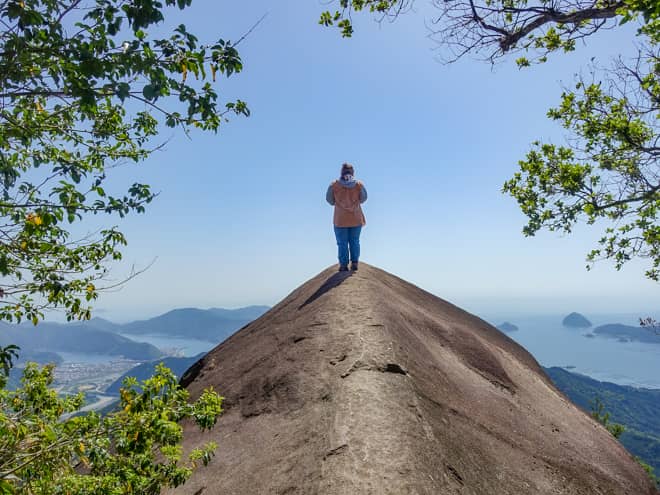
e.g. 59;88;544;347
0;363;222;494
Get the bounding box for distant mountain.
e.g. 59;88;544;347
545;366;660;474
4;351;63;391
562;312;592;328
105;353;205;396
0;306;268;369
496;321;518;333
84;317;122;332
208;306;270;321
20;350;63;365
5;369;20;390
593;323;660;344
119;306;269;342
0;322;163;361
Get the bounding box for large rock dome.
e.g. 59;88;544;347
169;264;654;494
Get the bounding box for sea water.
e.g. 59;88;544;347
55;336;215;366
117;333;216;357
481;313;660;389
55;313;660;389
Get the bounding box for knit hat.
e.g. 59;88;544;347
341;163;354;176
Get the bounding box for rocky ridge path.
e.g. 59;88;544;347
166;263;656;495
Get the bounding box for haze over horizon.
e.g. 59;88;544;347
71;1;657;322
81;270;656;325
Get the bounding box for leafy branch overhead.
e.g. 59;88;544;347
0;0;249;323
320;0;656;62
322;0;660;280
503;56;660;279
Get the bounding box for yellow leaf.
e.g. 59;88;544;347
79;442;85;452
181;63;187;83
25;213;42;225
86;283;95;293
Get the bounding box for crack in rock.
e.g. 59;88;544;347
382;363;407;375
446;464;464;485
323;443;349;460
329;354;347;365
341;362;408;379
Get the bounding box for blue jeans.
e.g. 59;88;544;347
334;226;362;266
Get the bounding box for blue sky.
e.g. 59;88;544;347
81;1;658;321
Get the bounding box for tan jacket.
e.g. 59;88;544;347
331;180;366;227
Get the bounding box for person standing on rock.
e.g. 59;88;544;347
326;163;367;271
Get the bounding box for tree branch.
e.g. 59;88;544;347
498;2;624;52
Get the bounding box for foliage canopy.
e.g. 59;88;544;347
0;0;248;323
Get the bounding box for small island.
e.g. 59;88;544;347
562;312;592;328
594;323;660;344
497;322;518;333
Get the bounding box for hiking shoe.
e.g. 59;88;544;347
351;262;359;271
338;265;349;272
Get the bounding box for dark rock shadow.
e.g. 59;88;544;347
298;271;353;309
179;357;205;388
